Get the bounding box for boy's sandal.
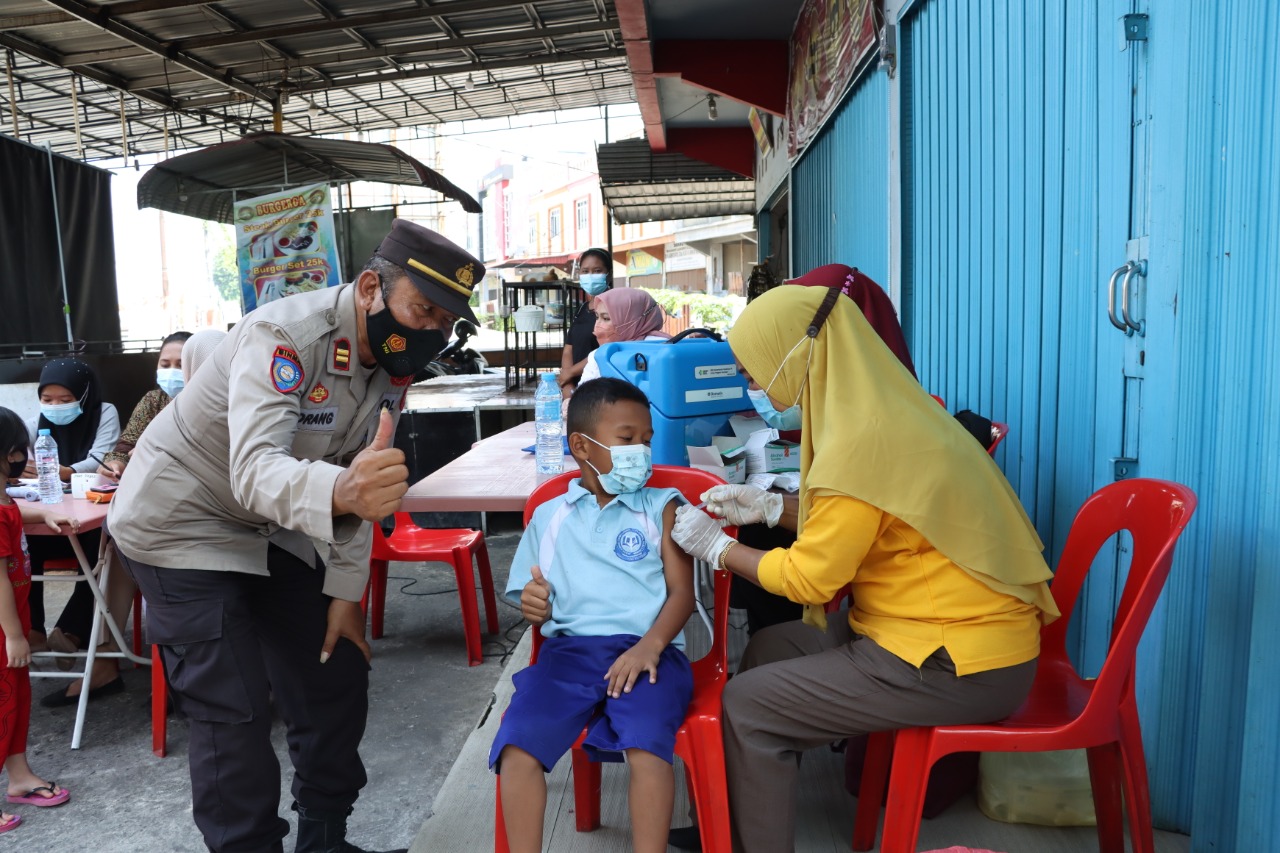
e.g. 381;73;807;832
6;784;70;807
0;814;20;833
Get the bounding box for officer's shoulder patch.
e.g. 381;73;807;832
271;346;305;393
389;374;413;387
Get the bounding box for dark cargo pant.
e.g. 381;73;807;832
124;545;370;853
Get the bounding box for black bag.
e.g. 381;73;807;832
953;409;995;450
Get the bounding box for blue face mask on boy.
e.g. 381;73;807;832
41;400;83;426
747;388;804;431
582;434;652;494
579;273;609;297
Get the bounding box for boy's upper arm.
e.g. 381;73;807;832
504;509;542;603
659;498;694;593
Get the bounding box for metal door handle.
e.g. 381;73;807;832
1107;261;1134;334
1121;261;1146;336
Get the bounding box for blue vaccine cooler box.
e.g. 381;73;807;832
594;338;750;465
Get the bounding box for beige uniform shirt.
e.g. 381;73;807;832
109;283;407;601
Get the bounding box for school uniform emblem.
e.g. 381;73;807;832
307;383;330;403
384;334;407;354
332;338;350;371
271;346;304;393
615;528;650;563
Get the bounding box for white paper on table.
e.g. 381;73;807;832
773;472;801;492
729;413;776;441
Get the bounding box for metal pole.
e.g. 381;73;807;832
69;72;83;160
5;50;20;139
44;143;74;345
334;182;349;282
603;104;615;283
117;90;130;161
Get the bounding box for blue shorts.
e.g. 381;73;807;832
489;634;693;772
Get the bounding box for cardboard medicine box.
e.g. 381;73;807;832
762;439;801;473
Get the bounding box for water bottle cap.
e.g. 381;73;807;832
540;372;557;383
38;428;51;436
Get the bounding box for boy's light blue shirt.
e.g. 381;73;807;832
506;478;687;649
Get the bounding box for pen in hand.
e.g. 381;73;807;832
90;452;120;480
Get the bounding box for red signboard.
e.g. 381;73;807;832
787;0;880;157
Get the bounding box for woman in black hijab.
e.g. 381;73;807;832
557;247;614;395
23;360;121;705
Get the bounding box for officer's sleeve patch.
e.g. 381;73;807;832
271;346;305;393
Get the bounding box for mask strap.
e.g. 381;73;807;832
764;287;839;408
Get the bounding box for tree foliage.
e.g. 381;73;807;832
206;223;239;303
638;288;743;330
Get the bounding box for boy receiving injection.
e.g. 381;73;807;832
490;378;695;853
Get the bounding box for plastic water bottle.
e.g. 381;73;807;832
34;428;62;504
534;372;564;476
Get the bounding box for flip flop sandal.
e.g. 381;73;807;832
0;814;19;834
7;784;70;807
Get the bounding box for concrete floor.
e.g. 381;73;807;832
13;521;526;853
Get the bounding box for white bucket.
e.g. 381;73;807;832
513;305;545;332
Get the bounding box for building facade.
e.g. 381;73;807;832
620;0;1280;848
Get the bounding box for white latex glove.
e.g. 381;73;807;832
673;504;736;565
701;484;783;528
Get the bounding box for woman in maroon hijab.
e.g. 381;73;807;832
786;264;916;378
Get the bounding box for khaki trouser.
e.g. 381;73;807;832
722;612;1037;853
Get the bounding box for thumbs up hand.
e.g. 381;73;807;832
521;565;553;625
333;409;408;522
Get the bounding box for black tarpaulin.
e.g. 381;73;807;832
0;134;121;348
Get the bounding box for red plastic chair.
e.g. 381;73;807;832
151;644;168;757
850;478;1197;853
987;421;1010;456
362;516;499;667
495;466;737;853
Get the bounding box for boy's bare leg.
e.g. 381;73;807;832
627;749;675;853
497;746;546;853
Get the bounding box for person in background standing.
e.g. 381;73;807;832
557;247;613;396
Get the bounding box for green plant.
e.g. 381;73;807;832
638;288;743;330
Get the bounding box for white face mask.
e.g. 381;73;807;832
156;368;184;398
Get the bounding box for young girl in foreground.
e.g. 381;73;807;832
0;406;76;833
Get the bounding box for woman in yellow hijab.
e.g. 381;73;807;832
671;285;1059;853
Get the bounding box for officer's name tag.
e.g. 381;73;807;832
297;406;339;431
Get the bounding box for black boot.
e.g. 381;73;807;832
292;803;407;853
668;825;703;851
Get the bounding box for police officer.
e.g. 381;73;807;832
109;220;484;853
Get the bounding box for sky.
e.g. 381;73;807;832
98;104;644;340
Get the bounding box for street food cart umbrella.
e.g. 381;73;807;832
136;132;482;224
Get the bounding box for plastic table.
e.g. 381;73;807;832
23;497;150;749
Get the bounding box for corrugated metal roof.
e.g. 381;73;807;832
0;0;630;161
596;138;754;223
136;131;481;222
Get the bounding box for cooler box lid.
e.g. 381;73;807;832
595;339;749;417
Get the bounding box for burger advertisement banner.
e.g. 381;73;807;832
234;183;342;312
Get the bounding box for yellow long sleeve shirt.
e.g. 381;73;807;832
756;494;1051;676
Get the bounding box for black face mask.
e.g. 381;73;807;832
365;286;447;378
8;451;26;479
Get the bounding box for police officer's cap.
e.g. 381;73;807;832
374;219;483;322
